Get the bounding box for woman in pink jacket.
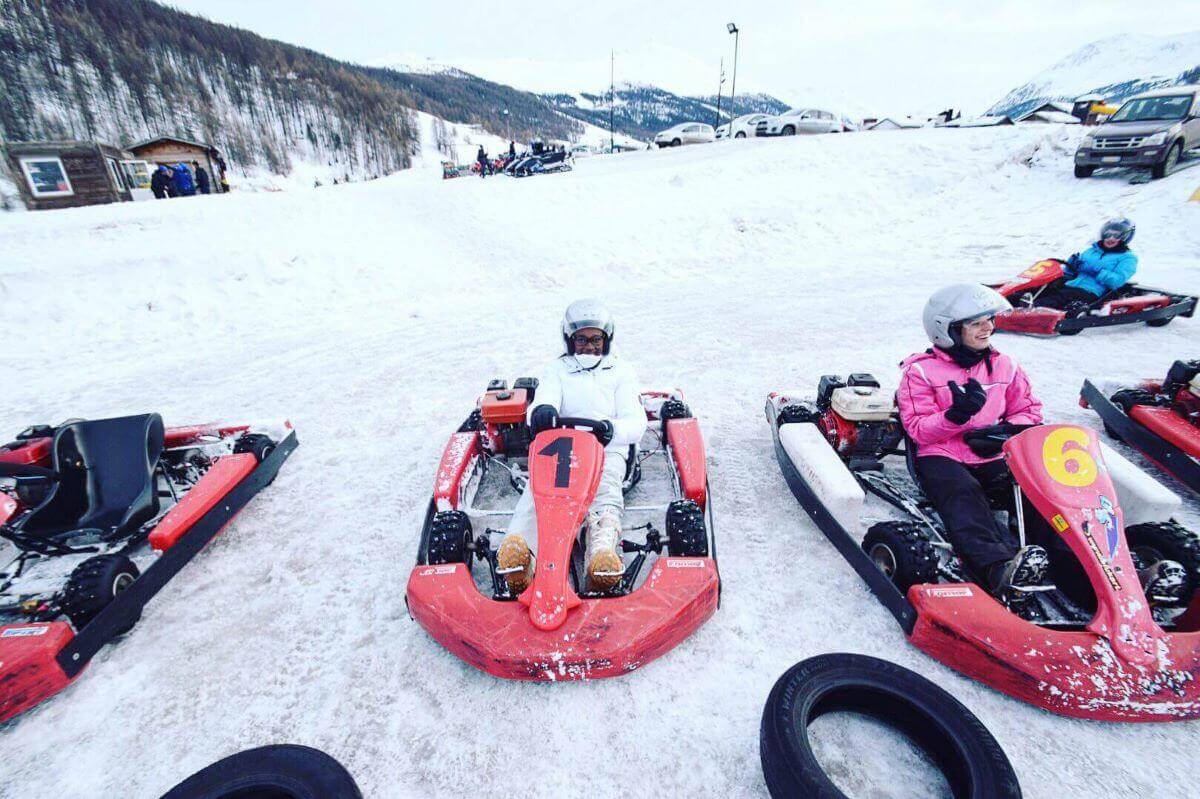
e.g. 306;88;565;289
898;284;1090;610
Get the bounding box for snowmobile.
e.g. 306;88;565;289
989;258;1196;336
0;414;297;723
505;141;573;178
766;376;1200;721
1081;359;1200;495
406;379;719;680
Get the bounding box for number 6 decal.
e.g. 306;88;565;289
539;436;574;488
1041;427;1097;487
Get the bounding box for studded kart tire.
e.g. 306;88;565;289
235;433;276;463
777;404;819;426
425;510;472;565
61;554;140;632
659;399;692;435
760;654;1022;799
1146;315;1174;328
159;744;362;799
862;521;938;592
666;500;708;557
1110;388;1158;415
1127;521;1200;606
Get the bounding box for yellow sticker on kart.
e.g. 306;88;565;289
1051;514;1069;532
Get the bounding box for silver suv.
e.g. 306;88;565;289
1074;85;1200;179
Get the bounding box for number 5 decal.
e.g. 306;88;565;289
539;436;574;488
1042;427;1097;487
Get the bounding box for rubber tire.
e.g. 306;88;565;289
1126;521;1200;605
735;131;747;139
659;398;692;435
159;744;362;799
1110;388;1157;415
235;434;275;463
862;521;938;592
782;126;796;136
60;554;140;632
777;404;819;426
666;499;708;556
1073;164;1094;178
672;138;682;147
426;510;471;565
760;654;1021;799
1146;315;1173;328
1151;141;1182;180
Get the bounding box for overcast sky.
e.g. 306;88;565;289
165;0;1197;114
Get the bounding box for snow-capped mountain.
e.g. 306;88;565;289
989;31;1200;118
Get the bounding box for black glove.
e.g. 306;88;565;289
529;404;558;436
945;379;987;425
1063;253;1080;277
594;420;614;446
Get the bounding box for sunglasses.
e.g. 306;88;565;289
572;333;606;347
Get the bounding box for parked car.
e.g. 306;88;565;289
1074;85;1200;180
570;144;594;158
654;123;716;147
757;108;842;137
716;114;771;139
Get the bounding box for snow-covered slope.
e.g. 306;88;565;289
990;31;1200;118
1;127;1198;798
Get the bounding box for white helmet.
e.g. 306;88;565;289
561;298;614;355
922;284;1011;349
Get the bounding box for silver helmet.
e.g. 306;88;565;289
561;298;614;354
1099;217;1135;246
922;284;1011;349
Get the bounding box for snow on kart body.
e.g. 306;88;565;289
766;376;1200;721
990;258;1196;336
0;415;296;723
1082;359;1200;494
406;379;718;680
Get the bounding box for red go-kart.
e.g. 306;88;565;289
768;377;1200;721
990;258;1196;336
406;379;719;680
0;415;297;723
1081;359;1200;495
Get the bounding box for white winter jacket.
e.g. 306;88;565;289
527;353;646;452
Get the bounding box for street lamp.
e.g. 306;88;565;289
727;23;739;127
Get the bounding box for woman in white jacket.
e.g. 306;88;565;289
498;299;647;593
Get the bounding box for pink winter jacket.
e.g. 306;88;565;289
897;347;1043;465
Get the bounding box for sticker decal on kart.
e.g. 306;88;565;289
927;586;973;598
1;626;50;638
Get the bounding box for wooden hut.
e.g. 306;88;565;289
127;136;227;192
4;140;135;211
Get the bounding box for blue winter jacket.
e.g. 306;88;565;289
1065;244;1137;297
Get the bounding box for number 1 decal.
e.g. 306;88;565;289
539;436;574;488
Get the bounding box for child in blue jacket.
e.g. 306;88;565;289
1035;217;1137;311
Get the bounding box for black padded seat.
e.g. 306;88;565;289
19;414;165;540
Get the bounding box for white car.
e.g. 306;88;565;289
570;144;594;158
654;122;715;147
758;108;842;137
716;113;770;139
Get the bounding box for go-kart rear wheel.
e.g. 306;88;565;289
777;404;819;425
1111;388;1158;415
862;522;938;592
1127;521;1200;605
426;510;472;565
659;398;692;435
235;433;275;463
666;499;708;557
1146;316;1173;328
61;554;141;632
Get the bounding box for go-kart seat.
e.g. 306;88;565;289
18;414;165;540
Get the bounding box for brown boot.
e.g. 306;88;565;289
586;511;625;592
497;533;534;594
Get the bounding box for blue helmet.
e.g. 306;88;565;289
1099;217;1135;246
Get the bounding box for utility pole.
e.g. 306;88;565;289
715;57;724;130
727;23;740;128
609;50;615;152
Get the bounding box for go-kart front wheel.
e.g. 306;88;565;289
666;500;708;557
61;554;141;632
426;510;472;565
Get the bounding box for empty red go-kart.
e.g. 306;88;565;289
989;258;1196;336
405;379;719;680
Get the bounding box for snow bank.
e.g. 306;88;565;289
0;125;1198;799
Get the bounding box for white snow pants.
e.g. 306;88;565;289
507;451;627;555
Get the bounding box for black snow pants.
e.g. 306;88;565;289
916;456;1093;607
1033;284;1097;310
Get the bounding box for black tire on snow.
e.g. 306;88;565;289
61;554;141;632
1126;521;1200;605
235;433;275;463
1146;315;1173;328
760;653;1022;799
1151;141;1183;180
158;744;362;799
666;499;708;556
1110;388;1158;415
425;510;471;565
862;521;938;592
777;404;819;426
1074;165;1094;178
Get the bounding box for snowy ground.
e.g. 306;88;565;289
1;125;1198;798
